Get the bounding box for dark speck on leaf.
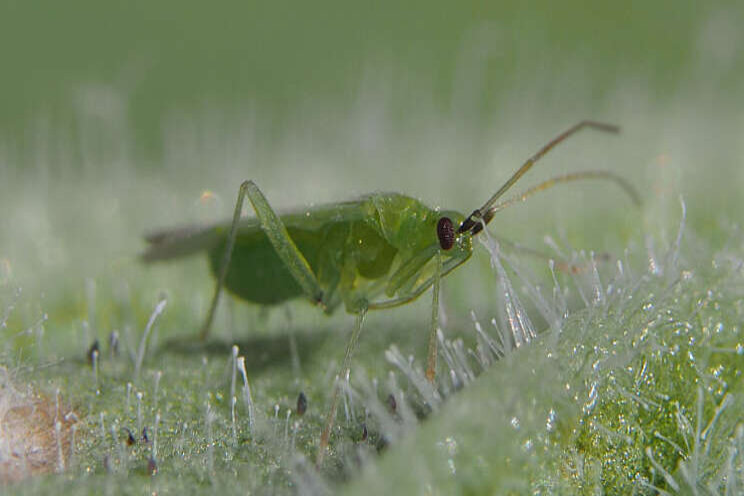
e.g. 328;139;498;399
124;428;136;446
87;339;100;365
387;393;397;413
296;392;307;416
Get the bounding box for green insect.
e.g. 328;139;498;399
142;121;639;462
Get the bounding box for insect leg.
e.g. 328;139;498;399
368;250;470;310
200;181;250;339
492;234;613;274
243;181;324;303
425;251;442;382
317;306;368;466
199;180;324;339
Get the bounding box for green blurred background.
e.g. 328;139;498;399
2;0;742;160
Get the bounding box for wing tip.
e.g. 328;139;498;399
140;225;217;263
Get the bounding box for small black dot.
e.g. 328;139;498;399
87;339;100;365
387;393;397;413
124;428;136;446
296;392;307;416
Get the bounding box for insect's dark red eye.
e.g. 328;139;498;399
437;217;455;250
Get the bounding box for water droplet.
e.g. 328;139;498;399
546;409;557;432
445;437;457;456
583;382;599;415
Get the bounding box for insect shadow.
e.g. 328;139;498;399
157;324;332;372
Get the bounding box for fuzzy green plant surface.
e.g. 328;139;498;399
345;227;744;495
2;3;744;493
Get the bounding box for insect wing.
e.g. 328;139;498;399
142;199;368;262
142;225;224;262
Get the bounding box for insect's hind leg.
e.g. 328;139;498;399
199;180;325;339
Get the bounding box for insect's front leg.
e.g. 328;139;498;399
199;180;325;339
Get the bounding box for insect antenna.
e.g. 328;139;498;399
458;120;624;235
470;170;641;235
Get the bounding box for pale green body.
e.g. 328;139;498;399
144;192;472;314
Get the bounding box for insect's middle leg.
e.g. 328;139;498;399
317;305;367;466
425;251;442;383
200;180;324;339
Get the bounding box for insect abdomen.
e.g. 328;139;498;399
208;228;320;305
